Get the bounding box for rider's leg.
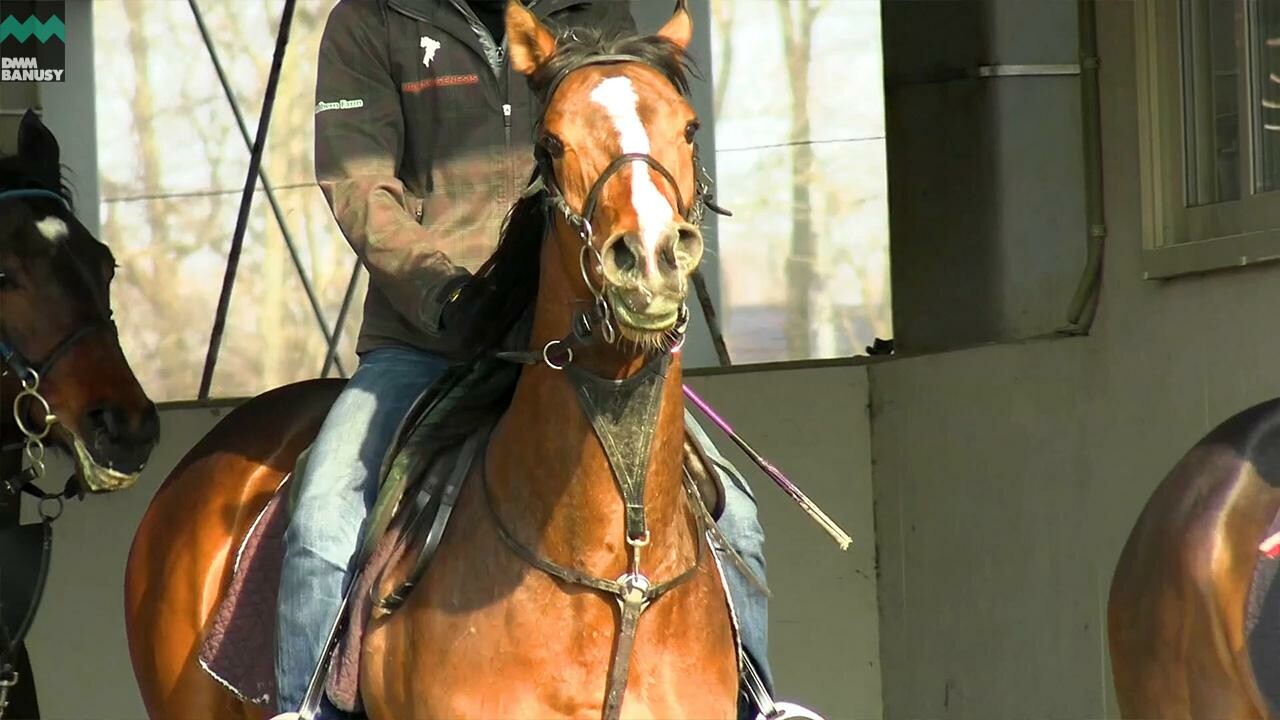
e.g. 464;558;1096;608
275;347;450;716
684;409;773;710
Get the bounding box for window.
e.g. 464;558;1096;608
1140;0;1280;278
707;0;890;363
93;0;358;402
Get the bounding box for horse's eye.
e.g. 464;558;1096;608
0;271;13;290
685;120;700;144
541;134;565;160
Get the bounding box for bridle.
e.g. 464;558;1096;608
0;187;112;719
0;187;116;495
531;52;730;353
485;51;764;720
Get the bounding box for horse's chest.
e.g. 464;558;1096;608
360;505;738;719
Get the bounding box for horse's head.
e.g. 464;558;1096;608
0;110;158;493
507;0;705;353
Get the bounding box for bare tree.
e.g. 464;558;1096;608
777;0;826;359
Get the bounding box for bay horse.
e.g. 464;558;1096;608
1109;399;1280;717
0;109;159;718
125;2;740;718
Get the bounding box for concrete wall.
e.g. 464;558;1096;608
883;0;1087;353
869;0;1280;716
23;365;879;718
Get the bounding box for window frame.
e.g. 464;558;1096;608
1138;0;1280;279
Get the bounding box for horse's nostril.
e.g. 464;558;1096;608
660;245;678;270
86;406;114;435
87;405;131;442
675;227;703;266
608;240;638;273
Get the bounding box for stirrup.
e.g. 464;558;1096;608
743;657;826;720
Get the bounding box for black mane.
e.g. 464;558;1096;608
531;27;695;101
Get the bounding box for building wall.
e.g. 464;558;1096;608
870;0;1280;716
883;0;1087;353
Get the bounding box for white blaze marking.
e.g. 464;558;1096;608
35;215;68;243
589;76;675;274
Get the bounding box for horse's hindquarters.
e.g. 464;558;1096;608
1109;436;1280;719
124;380;342;720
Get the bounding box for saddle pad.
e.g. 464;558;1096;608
198;485;290;706
197;459;455;712
1247;508;1280;714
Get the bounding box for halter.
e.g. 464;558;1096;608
0;189;112;501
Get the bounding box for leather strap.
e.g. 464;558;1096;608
601;579;647;720
0;520;51;666
565;353;670;546
374;429;488;613
479;446;703;720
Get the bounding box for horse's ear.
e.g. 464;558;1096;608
656;0;693;51
507;0;557;76
17;109;60;184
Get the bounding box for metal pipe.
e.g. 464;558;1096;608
199;0;298;399
1062;0;1106;333
188;0;347;378
321;258;362;379
974;63;1080;78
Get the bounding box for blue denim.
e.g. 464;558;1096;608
275;347;772;716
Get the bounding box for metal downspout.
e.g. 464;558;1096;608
1062;0;1106;334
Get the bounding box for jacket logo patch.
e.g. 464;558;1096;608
315;98;364;114
402;74;480;93
420;35;442;68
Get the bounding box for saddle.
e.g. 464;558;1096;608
198;352;728;713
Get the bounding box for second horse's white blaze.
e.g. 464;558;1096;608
36;216;68;243
589;75;675;280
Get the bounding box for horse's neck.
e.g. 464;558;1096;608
484;244;697;581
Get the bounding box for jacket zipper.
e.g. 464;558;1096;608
390;0;569;203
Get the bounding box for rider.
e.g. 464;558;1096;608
276;1;772;717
